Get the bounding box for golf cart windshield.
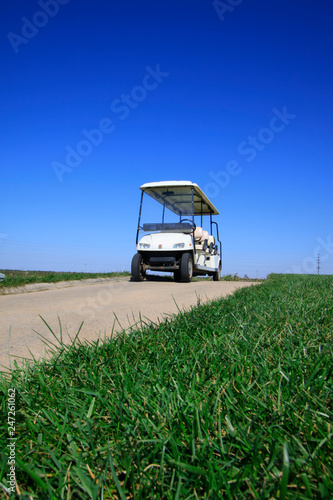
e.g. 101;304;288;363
138;193;194;234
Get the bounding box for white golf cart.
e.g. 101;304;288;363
131;181;222;282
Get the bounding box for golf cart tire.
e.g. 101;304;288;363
180;253;193;283
213;264;221;281
131;253;145;282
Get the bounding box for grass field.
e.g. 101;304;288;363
0;270;131;290
0;274;332;498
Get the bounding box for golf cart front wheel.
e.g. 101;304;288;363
180;253;193;282
131;253;145;282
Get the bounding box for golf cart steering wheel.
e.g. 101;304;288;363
180;219;196;230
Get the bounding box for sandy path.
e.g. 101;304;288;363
0;278;258;369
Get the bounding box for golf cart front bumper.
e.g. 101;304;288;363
138;251;182;271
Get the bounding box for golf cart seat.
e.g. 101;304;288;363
201;230;209;243
195;229;209;251
195;229;216;253
207;235;215;253
194;227;204;250
194;227;203;241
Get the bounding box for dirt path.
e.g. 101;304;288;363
0;278;258;369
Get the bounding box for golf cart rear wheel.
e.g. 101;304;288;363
180;253;193;282
213;264;221;281
131;253;145;281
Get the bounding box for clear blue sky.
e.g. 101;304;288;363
1;0;332;277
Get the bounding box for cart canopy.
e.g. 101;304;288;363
140;181;219;216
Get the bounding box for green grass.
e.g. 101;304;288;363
0;270;130;290
0;274;332;498
220;273;262;282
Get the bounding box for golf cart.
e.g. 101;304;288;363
131;181;222;282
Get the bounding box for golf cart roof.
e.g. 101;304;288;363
140;181;219;216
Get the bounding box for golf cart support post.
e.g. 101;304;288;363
131;181;222;282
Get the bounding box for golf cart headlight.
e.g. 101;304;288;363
139;243;150;249
173;243;185;249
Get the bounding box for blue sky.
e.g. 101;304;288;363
1;0;332;277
